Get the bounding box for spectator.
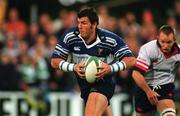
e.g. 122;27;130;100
55;9;77;38
97;4;110;28
0;51;20;91
26;23;40;47
5;8;27;40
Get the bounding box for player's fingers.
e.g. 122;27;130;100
153;96;158;105
76;67;85;77
96;69;105;78
151;92;159;104
77;72;85;78
149;98;156;105
148;96;155;105
155;92;160;97
150;95;158;105
96;69;104;75
97;66;104;70
79;68;85;73
79;65;85;69
96;72;103;78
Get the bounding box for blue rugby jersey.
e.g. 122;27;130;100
52;27;133;65
52;27;133;89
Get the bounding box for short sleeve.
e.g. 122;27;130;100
112;36;133;60
51;31;71;60
135;45;151;73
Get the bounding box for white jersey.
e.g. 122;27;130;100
135;40;180;86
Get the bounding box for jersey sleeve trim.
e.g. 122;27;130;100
133;66;146;75
135;59;149;72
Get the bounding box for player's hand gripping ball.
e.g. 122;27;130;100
85;56;101;83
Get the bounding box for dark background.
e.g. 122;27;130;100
7;0;175;25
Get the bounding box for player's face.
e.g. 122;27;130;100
78;17;94;39
158;32;175;53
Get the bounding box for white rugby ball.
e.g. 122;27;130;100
85;56;101;83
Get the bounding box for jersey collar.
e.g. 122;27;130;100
74;27;106;41
74;27;106;49
156;40;180;58
78;34;101;49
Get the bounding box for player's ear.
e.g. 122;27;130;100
156;35;159;40
173;35;176;41
92;22;98;28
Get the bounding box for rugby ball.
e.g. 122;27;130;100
85;56;101;83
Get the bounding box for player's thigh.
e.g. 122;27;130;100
102;106;113;116
157;99;175;113
135;112;152;116
85;92;108;116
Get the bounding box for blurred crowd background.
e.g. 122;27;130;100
0;0;180;106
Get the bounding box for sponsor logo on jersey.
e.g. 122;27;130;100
98;48;103;56
74;46;80;51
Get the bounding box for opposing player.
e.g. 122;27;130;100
132;25;179;116
51;8;136;116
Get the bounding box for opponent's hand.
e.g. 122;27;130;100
75;61;85;78
96;62;111;78
146;90;160;105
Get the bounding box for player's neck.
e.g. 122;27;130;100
161;43;180;58
85;30;97;45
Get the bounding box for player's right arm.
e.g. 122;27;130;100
51;58;85;77
51;58;64;69
50;28;85;77
132;70;160;105
132;44;160;105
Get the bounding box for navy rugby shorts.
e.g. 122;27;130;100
77;76;115;105
134;83;175;113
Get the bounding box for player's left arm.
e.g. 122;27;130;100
121;56;136;69
96;56;136;78
96;36;136;77
109;38;136;73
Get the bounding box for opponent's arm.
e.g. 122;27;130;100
132;70;160;105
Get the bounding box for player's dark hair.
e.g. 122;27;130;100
77;7;99;25
159;25;175;36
